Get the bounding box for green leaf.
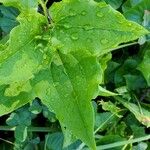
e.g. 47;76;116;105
60;123;76;148
124;74;147;91
123;0;150;24
0;85;33;116
0;6;19;34
32;52;101;149
115;96;150;127
100;100;123;117
138;42;150;86
45;133;64;150
0;12;46;87
0;0;149;149
0;11;46;115
6;106;32;126
0;0;38;11
50;0;148;56
15;125;28;142
133;142;148;150
95;112;119;132
95;0;123;9
98;86;119;97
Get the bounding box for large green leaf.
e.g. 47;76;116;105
50;0;148;56
0;7;46;115
0;12;46;86
31;51;101;149
0;0;149;149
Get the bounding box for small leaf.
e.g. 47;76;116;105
100;100;123;118
98;86;119;97
45;133;64;150
123;0;150;24
116;97;150;127
0;5;19;34
15;125;28;142
138;42;150;86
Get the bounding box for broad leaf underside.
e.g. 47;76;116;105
0;0;148;149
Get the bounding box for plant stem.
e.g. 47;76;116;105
109;41;138;52
0;138;15;146
39;0;50;24
0;126;53;132
77;114;115;150
97;134;150;149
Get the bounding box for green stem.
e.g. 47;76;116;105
77;114;115;150
0;126;53;132
0;138;15;146
94;114;114;134
39;0;49;24
109;41;138;52
97;135;150;150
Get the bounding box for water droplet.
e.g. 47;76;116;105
35;35;42;39
43;54;47;60
128;23;132;27
37;43;44;48
38;65;43;70
81;10;86;16
64;23;71;29
43;47;48;52
101;39;108;44
84;24;93;30
96;11;103;18
46;88;51;95
69;8;76;16
71;33;79;40
118;20;123;24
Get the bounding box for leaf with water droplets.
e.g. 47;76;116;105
0;0;149;150
50;0;148;56
0;0;38;12
31;50;102;150
0;9;47;115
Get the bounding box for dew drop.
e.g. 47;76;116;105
38;65;43;70
101;39;108;44
69;8;76;16
81;10;86;16
43;54;47;60
84;24;93;30
35;35;42;39
118;20;124;24
96;11;103;18
71;33;79;40
64;23;71;29
128;23;132;27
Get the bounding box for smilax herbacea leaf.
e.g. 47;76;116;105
0;0;148;149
